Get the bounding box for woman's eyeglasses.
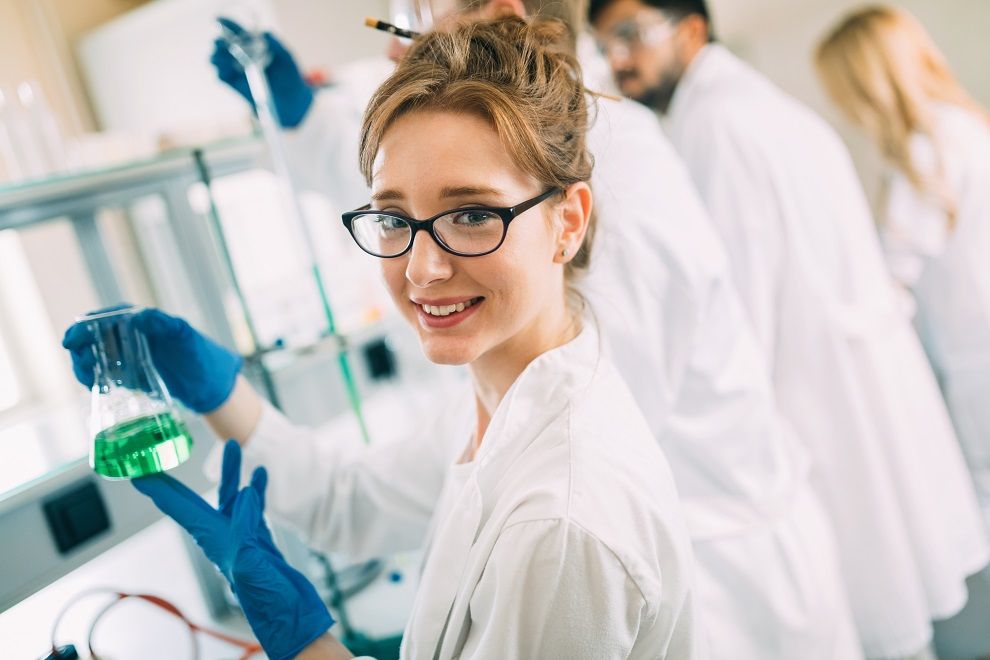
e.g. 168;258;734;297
342;188;561;258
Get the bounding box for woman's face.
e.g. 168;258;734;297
370;110;573;366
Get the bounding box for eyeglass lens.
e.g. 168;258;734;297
350;209;505;257
601;14;672;57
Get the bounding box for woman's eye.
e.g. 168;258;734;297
375;216;407;231
451;211;497;226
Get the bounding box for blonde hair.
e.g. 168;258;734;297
360;15;596;281
816;6;990;228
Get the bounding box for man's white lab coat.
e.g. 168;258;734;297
664;43;989;658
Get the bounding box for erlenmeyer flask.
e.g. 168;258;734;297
81;306;193;479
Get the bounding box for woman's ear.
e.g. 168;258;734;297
554;182;593;264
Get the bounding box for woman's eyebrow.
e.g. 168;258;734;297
370;189;404;202
371;185;504;203
440;185;503;199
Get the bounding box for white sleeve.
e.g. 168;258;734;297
458;520;673;660
684;120;784;362
882;134;951;289
281;87;371;211
238;392;468;561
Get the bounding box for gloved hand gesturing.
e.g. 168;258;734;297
211;16;314;128
62;306;242;414
134;440;335;660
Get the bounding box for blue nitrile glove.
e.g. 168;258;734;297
133;440;334;660
62;306;242;414
211;17;314;128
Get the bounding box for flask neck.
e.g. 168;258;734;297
90;316;166;403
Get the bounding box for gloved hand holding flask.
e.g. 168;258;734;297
63;306;242;414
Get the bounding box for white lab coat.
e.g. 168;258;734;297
245;319;705;658
883;102;990;532
665;44;990;658
582;94;860;659
266;39;860;658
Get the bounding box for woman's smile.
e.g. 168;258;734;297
412;296;485;329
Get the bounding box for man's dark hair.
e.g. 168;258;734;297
588;0;716;41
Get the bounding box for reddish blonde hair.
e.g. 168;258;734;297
359;15;596;279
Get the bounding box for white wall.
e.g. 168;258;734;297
272;0;391;76
77;0;390;136
711;0;990;204
77;0;278;135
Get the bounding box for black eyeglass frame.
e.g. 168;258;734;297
341;187;563;259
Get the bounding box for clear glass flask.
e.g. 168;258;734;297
81;306;193;479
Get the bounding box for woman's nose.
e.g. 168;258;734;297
405;230;454;288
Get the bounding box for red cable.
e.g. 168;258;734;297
50;587;263;659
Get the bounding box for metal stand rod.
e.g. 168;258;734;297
221;25;371;444
191;148;281;408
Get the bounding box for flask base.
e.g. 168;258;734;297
91;412;193;479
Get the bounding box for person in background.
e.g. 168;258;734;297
816;3;990;538
588;1;990;659
90;16;709;659
210;1;865;656
816;9;990;657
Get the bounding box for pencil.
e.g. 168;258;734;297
364;17;421;40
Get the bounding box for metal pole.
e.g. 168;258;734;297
220;25;371;445
191;148;280;409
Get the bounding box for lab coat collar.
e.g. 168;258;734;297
473;310;603;475
405;311;605;659
666;43;734;128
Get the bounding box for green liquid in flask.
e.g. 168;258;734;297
91;412;193;479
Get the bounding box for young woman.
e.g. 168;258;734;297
817;6;990;533
121;16;703;659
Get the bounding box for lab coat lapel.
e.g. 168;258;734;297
472;318;599;495
434;322;601;660
406;470;484;660
407;320;602;660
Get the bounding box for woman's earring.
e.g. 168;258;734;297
561;248;568;257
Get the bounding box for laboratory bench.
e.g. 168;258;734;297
0;507;418;659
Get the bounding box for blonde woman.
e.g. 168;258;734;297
817;6;990;535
